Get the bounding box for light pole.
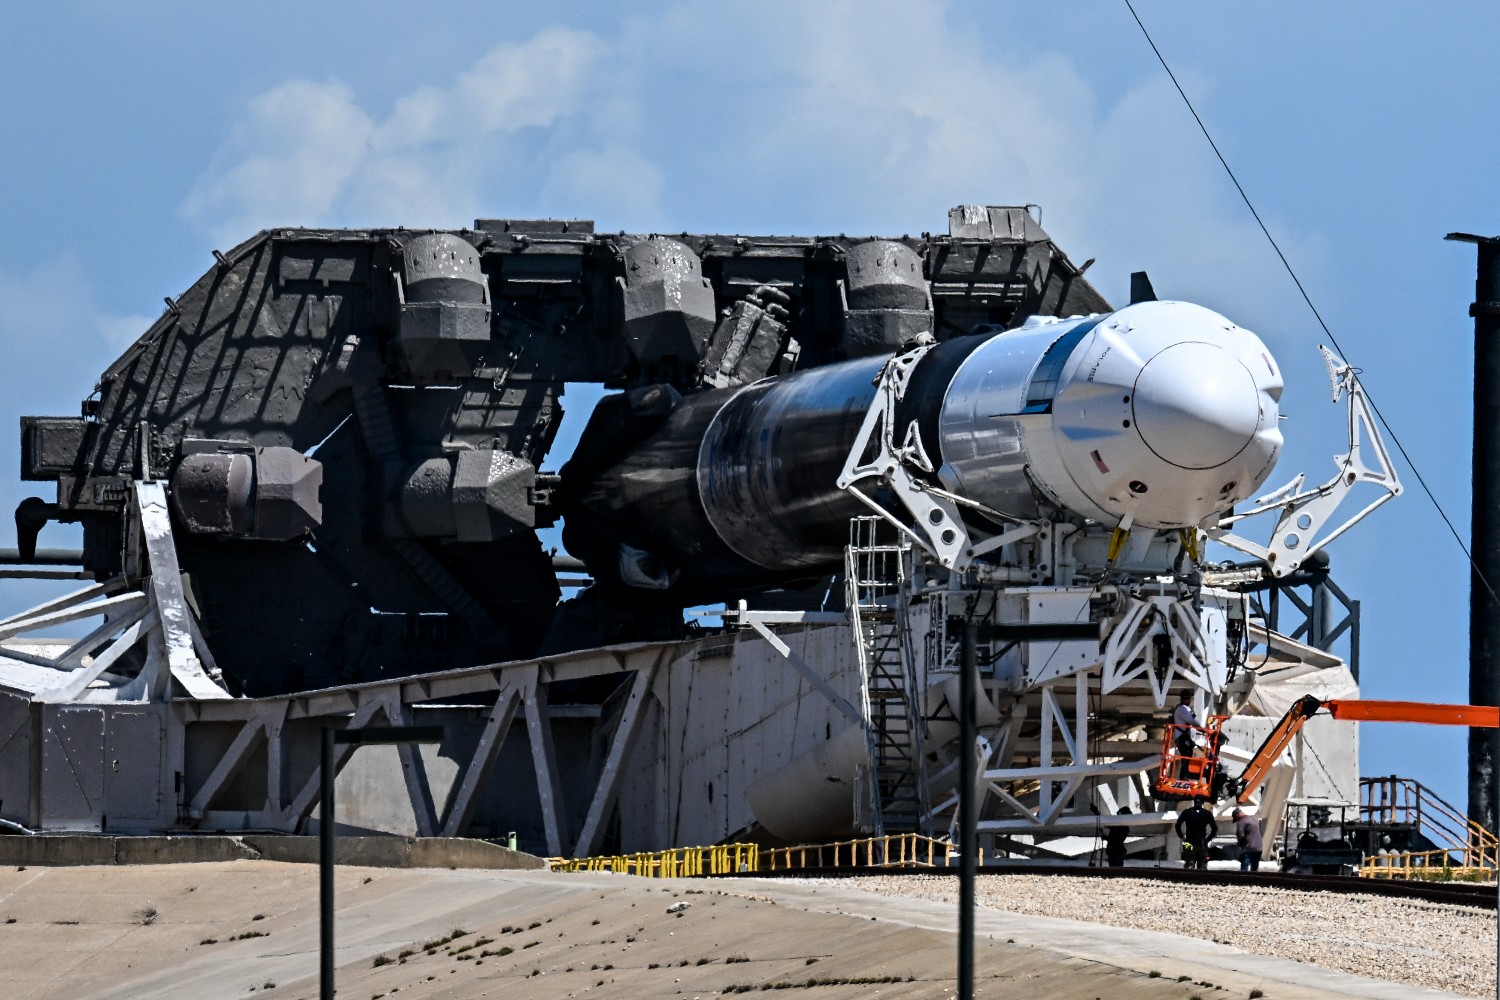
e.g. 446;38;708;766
955;618;1101;999
320;724;444;1000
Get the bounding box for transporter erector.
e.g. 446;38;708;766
0;206;1394;855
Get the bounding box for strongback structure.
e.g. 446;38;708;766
0;206;1397;857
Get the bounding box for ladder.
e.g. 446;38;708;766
846;517;931;837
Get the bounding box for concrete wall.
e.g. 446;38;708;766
616;625;862;851
0;834;546;869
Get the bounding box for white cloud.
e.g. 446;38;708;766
0;253;150;408
182;28;613;243
534;145;665;229
380;28;606;147
182;80;375;245
177;1;1327;373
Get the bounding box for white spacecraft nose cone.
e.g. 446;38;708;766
1132;342;1261;470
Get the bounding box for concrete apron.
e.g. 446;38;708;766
739;874;1465;1000
0;862;1466;1000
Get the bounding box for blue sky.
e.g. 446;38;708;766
2;1;1494;812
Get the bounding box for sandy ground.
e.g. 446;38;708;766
0;861;1472;999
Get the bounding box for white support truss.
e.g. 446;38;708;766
172;645;673;854
0;483;231;704
836;344;972;568
1099;594;1217;707
1213;346;1402;577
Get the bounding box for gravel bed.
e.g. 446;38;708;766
801;873;1496;997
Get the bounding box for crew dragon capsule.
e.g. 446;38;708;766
560;300;1284;596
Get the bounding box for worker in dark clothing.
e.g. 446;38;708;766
1231;807;1264;871
1105;806;1131;867
1175;795;1217;870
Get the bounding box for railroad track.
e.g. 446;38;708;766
717;863;1497;910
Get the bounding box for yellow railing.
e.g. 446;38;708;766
551;833;960;878
549;842;759;877
1360;776;1500;871
762;833;959;872
1360;849;1495;883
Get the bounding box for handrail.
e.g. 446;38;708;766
761;833;961;872
549;832;966;878
549;842;760;877
1359;776;1498;873
1360;848;1494;882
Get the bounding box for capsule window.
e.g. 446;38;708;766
1021;317;1104;413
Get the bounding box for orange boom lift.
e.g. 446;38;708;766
1154;696;1500;802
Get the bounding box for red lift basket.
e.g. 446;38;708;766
1153;714;1228;800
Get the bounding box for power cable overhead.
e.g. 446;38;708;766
1121;0;1497;606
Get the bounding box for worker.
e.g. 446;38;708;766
1172;689;1201;779
1173;689;1200;752
1175;795;1217;870
1105;807;1131;867
1231;807;1264;871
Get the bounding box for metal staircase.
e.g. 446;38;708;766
1359;775;1498;870
846;517;931;837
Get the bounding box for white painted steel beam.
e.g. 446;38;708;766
0;592;146;641
284;696;389;826
137;482;228;700
390;701;440;837
188;715;269;817
978;810;1179;834
524;673;568;857
441;685;524;837
984;756;1157;782
573;661;660;857
54;601;151;670
748;619;862;726
0;577;127;629
40;608;159;703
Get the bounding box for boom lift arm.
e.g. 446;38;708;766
1233;696;1500;804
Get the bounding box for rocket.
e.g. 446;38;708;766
559;300;1283;596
